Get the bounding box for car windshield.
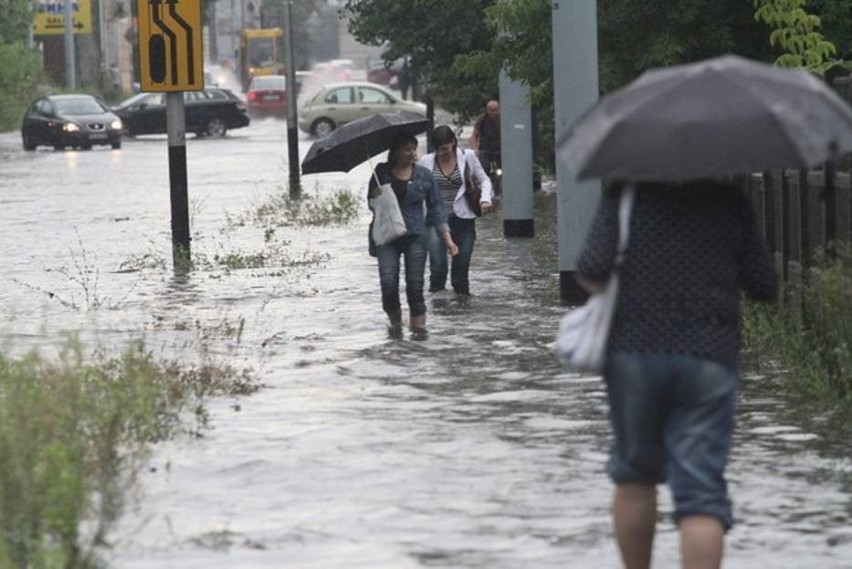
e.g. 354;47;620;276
54;98;105;115
253;76;285;89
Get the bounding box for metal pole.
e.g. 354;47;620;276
552;0;600;304
167;92;191;272
284;0;300;197
63;0;76;88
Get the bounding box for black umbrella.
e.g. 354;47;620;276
301;110;431;175
558;54;852;182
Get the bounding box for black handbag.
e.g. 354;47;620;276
462;154;483;217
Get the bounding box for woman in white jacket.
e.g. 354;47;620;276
418;125;493;296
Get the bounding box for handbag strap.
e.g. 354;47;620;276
614;184;636;267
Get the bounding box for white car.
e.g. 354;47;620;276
298;81;427;137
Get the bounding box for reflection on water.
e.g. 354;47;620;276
0;126;849;568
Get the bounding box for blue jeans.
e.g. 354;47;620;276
376;234;428;317
427;215;476;295
603;352;738;530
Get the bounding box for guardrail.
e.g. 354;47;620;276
744;162;852;313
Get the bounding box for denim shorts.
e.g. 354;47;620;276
603;352;738;530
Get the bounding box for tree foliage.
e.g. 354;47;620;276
0;42;45;131
0;0;33;44
342;0;499;121
0;0;45;131
753;0;837;70
808;0;852;58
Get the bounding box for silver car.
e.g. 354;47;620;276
298;81;426;137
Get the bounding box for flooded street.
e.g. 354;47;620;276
0;119;849;568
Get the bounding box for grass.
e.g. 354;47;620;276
239;188;361;229
0;338;259;568
743;250;852;407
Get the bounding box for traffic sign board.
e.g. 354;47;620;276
32;0;92;36
137;0;204;92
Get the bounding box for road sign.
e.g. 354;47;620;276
32;0;92;36
137;0;204;92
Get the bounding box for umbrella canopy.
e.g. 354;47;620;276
558;54;852;182
301;110;431;175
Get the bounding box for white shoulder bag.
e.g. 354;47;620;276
369;182;407;246
555;185;635;374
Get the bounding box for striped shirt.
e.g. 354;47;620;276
431;160;461;219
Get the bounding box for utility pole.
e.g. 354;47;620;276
552;0;600;305
63;0;76;88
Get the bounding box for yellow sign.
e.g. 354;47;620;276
32;0;92;36
137;0;204;92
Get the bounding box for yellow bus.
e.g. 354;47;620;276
239;28;285;91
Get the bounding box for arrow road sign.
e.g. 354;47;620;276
32;0;92;35
137;0;203;92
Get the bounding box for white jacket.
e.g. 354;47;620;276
418;148;493;220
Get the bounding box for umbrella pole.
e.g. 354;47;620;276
368;154;382;190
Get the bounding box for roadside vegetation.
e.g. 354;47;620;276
743;250;852;408
0;338;259;568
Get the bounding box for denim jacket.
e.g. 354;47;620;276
368;163;449;237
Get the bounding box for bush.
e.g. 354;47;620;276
743;250;852;406
0;339;259;568
0;41;46;132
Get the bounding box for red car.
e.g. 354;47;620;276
246;75;287;118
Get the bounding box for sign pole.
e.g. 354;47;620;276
136;0;203;273
283;0;300;197
63;0;76;88
167;92;191;272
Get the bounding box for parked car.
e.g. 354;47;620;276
366;58;403;86
298;81;427;137
246;74;287;118
112;88;250;138
21;94;123;151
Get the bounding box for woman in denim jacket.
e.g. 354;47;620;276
369;133;458;337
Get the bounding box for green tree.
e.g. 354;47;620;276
342;0;773;168
0;0;45;131
753;0;837;70
809;0;852;58
342;0;499;121
0;0;33;44
0;41;44;131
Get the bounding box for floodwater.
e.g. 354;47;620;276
0;119;849;568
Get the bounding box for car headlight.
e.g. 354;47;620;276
110;119;123;130
63;123;80;132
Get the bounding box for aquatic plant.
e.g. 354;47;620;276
0;338;259;568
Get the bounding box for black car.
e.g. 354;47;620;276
112;88;250;138
21;94;123;151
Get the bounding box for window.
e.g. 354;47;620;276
325;88;353;104
359;88;390;104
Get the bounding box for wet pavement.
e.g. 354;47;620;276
0;120;850;568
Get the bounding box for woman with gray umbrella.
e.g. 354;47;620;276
555;54;852;569
575;180;777;569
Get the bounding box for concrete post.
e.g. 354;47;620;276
552;0;600;304
499;69;535;238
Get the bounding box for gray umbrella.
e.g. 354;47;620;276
558;54;852;182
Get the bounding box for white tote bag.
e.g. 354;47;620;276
369;183;407;246
555;185;635;374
